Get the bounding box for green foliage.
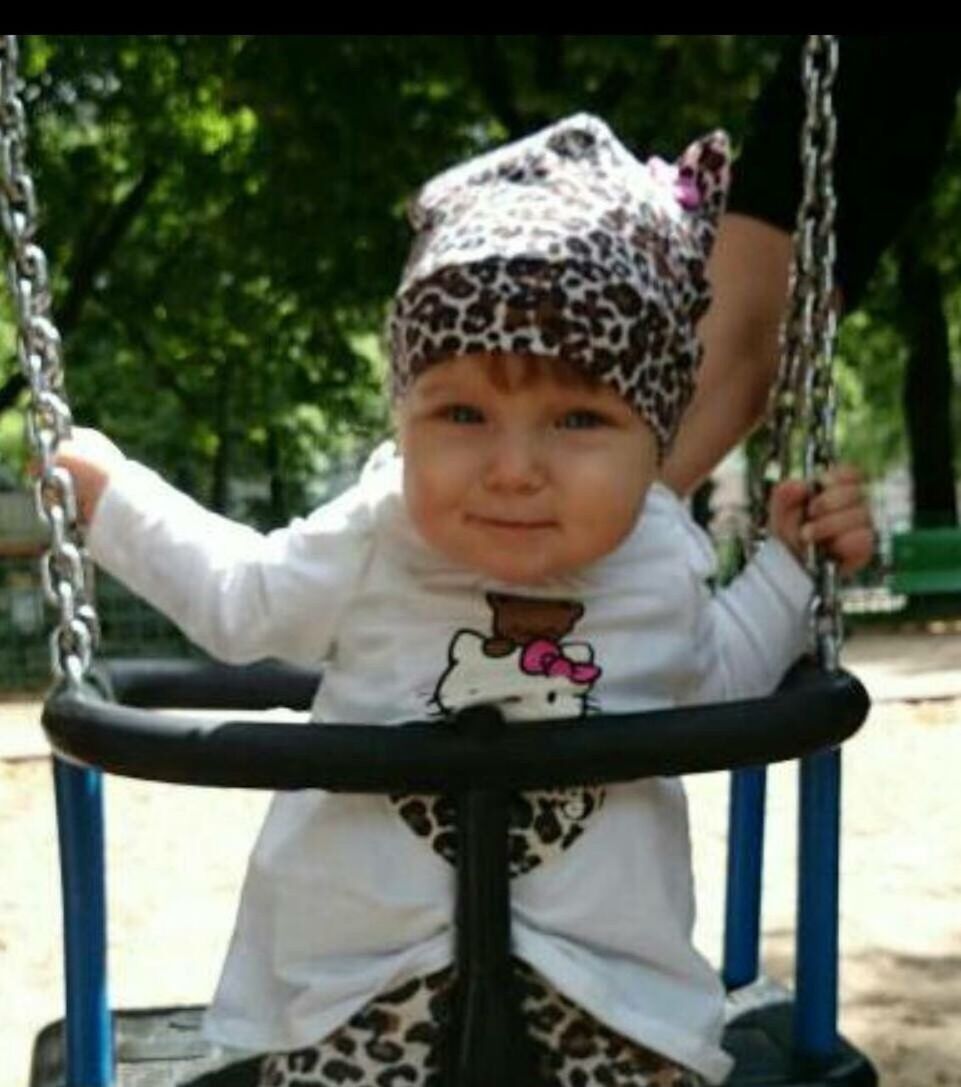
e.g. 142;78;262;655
1;35;957;525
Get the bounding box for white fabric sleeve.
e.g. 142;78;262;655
85;459;374;668
694;537;814;704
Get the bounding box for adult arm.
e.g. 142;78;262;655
659;213;791;496
662;35;961;498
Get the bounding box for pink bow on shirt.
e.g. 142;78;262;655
520;638;601;685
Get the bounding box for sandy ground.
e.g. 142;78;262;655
3;628;961;1086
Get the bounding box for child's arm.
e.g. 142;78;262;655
53;429;373;668
692;465;874;703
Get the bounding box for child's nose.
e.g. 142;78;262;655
483;431;547;493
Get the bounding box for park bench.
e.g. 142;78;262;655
889;526;961;597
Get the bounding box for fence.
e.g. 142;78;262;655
1;491;196;688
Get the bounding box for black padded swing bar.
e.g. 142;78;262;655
43;658;869;791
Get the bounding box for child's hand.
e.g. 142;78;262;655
768;465;874;576
49;427;127;526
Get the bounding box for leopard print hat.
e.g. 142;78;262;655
387;113;731;452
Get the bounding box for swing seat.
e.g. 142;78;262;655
34;658;877;1087
28;993;877;1086
29;1007;231;1087
724;989;876;1086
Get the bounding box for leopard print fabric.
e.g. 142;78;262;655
390;783;605;877
388;113;731;452
256;959;704;1087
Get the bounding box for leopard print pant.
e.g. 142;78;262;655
256;960;704;1087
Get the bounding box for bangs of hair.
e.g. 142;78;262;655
480;353;602;394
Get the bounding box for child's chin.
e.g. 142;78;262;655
478;557;561;586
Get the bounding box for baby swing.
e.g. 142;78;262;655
1;35;877;1087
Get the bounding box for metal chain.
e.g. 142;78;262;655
1;35;99;687
751;35;842;670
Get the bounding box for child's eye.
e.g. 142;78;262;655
441;404;484;424
558;409;607;430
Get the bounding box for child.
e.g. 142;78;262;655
58;114;871;1087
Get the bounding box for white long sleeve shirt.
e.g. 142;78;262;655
87;442;812;1083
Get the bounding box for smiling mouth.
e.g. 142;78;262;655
467;516;558;530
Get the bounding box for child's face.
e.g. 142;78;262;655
397;353;658;585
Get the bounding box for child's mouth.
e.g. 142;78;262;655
468;516;557;531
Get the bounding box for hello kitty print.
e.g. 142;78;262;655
390;592;607;876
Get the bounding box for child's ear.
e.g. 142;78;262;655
674;130;732;256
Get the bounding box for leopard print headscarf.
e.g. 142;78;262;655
388;113;731;452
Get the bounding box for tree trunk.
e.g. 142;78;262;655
462;37;529;139
897;237;957;528
210;359;234;514
0;164;162;416
266;424;289;527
